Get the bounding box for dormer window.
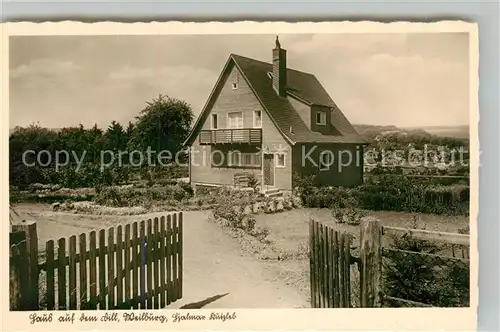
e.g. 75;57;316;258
232;82;238;90
267;72;273;79
316;111;327;125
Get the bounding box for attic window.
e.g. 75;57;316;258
267;72;273;79
316;111;327;125
232;72;240;90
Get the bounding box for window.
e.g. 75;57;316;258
227;152;261;168
275;153;286;168
229;151;241;166
232;72;240;89
316;111;327;125
319;151;334;171
253;110;262;128
227;112;243;129
211;114;218;129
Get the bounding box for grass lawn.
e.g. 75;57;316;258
256;208;469;254
253;208;469;307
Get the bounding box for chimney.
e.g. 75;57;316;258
272;36;287;96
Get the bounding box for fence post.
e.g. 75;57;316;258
10;230;29;310
12;220;39;310
359;218;382;308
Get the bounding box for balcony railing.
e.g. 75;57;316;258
199;128;262;145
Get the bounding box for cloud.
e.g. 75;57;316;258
10;58;81;79
8;34;470;129
107;65;218;112
331;53;469;126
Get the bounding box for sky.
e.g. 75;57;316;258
9;33;470;129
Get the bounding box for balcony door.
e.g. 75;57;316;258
227;112;243;129
227;112;244;141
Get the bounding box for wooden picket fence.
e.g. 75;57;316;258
9;212;183;311
309;220;352;308
308;218;471;309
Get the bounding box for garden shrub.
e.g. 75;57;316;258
297;174;469;216
383;226;469;307
211;187;270;238
94;182;194;207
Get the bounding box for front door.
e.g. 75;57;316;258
263;154;275;186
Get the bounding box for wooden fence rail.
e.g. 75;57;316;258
9;212;183;311
309;220;352;308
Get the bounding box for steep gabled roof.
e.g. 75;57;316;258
184;54;366;146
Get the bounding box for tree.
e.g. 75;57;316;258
106;121;126;151
128;94;194;163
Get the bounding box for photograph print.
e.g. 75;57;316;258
7;24;476;314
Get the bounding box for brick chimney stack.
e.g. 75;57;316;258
272;36;287;97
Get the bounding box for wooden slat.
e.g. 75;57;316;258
107;227;115;309
324;226;331;308
98;229;106;309
124;224;131;308
79;233;87;309
153;217;160;309
68;236;77;310
116;225;123;307
322;225;329;308
146;219;153;309
166;216;172;305
89;231;97;309
172;214;179;302
382;226;469;246
159;216;166;308
46;240;55;310
308;220;316;308
178;212;183;300
313;221;321;308
319;224;326;308
338;233;345;307
343;234;351;307
57;238;67;310
132;222;139;309
333;231;340;308
139;220;146;309
328;228;335;308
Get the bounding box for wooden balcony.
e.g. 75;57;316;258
199;128;262;145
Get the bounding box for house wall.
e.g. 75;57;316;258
261;103;292;191
292;143;364;188
201;65;258;130
190;63;292;190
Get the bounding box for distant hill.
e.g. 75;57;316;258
408;125;469;139
353;124;469;140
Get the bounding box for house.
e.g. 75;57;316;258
183;37;367;194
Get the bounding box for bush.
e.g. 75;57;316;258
94;183;193;207
383;226;469;307
211;187;268;236
297;175;469;216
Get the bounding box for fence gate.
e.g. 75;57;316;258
9;212;183;311
309;220;353;308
